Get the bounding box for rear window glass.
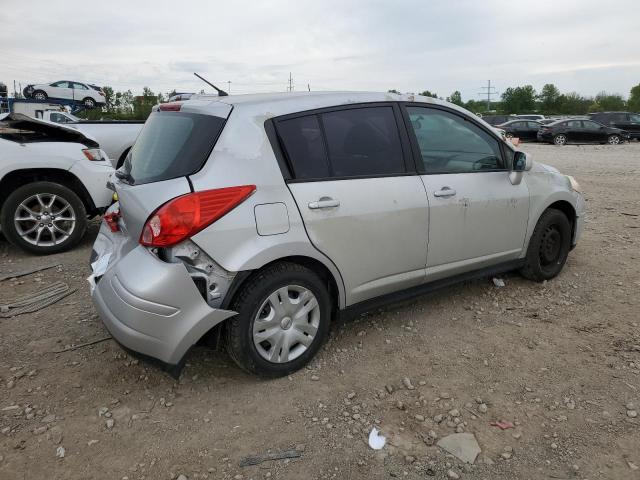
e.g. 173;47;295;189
122;112;225;185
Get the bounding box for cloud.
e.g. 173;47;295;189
1;0;638;100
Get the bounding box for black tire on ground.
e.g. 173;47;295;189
520;208;572;282
83;97;96;108
553;134;567;146
607;135;621;145
225;262;332;377
32;90;47;101
0;182;87;255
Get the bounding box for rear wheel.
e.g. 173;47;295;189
607;134;621;145
553;134;567;146
0;182;87;255
225;262;331;377
520;208;571;282
33;90;47;101
83;97;96;108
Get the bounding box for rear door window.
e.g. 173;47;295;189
122;111;226;185
320;107;405;177
275;105;406;180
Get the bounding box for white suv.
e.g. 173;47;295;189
90;92;585;377
0;113;114;254
27;81;106;109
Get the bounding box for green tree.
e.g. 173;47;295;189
501;85;536;113
537;83;561;114
447;91;463;106
591;91;626;111
419;90;438;98
629;83;640;112
557;92;592;115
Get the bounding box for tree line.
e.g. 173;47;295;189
77;86;170;120
389;83;640;115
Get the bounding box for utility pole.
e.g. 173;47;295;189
287;72;294;92
227;81;231;95
478;80;499;112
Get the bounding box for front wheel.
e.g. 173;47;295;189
0;182;87;255
607;135;621;145
225;262;331;377
520;208;571;282
33;90;47;101
553;134;567;146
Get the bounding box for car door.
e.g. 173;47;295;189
403;104;529;281
563;120;583;143
277;104;429;305
526;122;541;140
628;113;640;138
72;82;90;102
48;81;74;100
581;120;607;142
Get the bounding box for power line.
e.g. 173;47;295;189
478;80;499;111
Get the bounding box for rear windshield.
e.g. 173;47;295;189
121;111;226;185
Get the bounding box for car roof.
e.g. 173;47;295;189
185;91;468;118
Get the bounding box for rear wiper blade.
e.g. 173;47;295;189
115;170;134;184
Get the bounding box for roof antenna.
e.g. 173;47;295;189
193;72;228;96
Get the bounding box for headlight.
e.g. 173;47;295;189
566;175;581;193
82;148;106;161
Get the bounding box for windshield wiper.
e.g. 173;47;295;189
115;170;135;185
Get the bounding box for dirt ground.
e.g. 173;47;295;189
1;142;639;480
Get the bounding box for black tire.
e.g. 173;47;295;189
32;90;47;101
553;134;567;146
0;182;87;255
607;134;621;145
520;208;571;282
83;97;96;108
225;262;332;377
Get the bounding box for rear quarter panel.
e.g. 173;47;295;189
187;104;347;308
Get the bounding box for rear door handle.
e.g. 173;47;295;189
434;187;456;198
308;197;340;209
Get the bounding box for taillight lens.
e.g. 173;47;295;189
139;186;256;247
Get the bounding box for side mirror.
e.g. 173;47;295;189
513;151;532;172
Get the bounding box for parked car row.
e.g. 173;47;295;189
496;117;632;145
86;91;585;377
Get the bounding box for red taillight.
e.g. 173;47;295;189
103;210;121;232
139;186;256;247
159;102;182;111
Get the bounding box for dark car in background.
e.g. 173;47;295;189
588;111;640;139
537;119;630;145
498;120;542;141
481;114;517;126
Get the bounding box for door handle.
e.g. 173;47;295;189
434;187;456;198
308;197;340;209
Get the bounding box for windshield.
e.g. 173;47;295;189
121;111;226;185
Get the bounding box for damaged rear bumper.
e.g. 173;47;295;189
91;231;237;372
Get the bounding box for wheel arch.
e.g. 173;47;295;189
0;169;98;215
221;255;343;315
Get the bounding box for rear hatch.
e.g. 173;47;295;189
113;105;231;240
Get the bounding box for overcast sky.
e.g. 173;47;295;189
2;0;638;101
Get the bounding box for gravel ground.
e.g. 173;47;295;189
0;142;639;480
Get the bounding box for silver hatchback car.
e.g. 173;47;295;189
90;92;585;377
